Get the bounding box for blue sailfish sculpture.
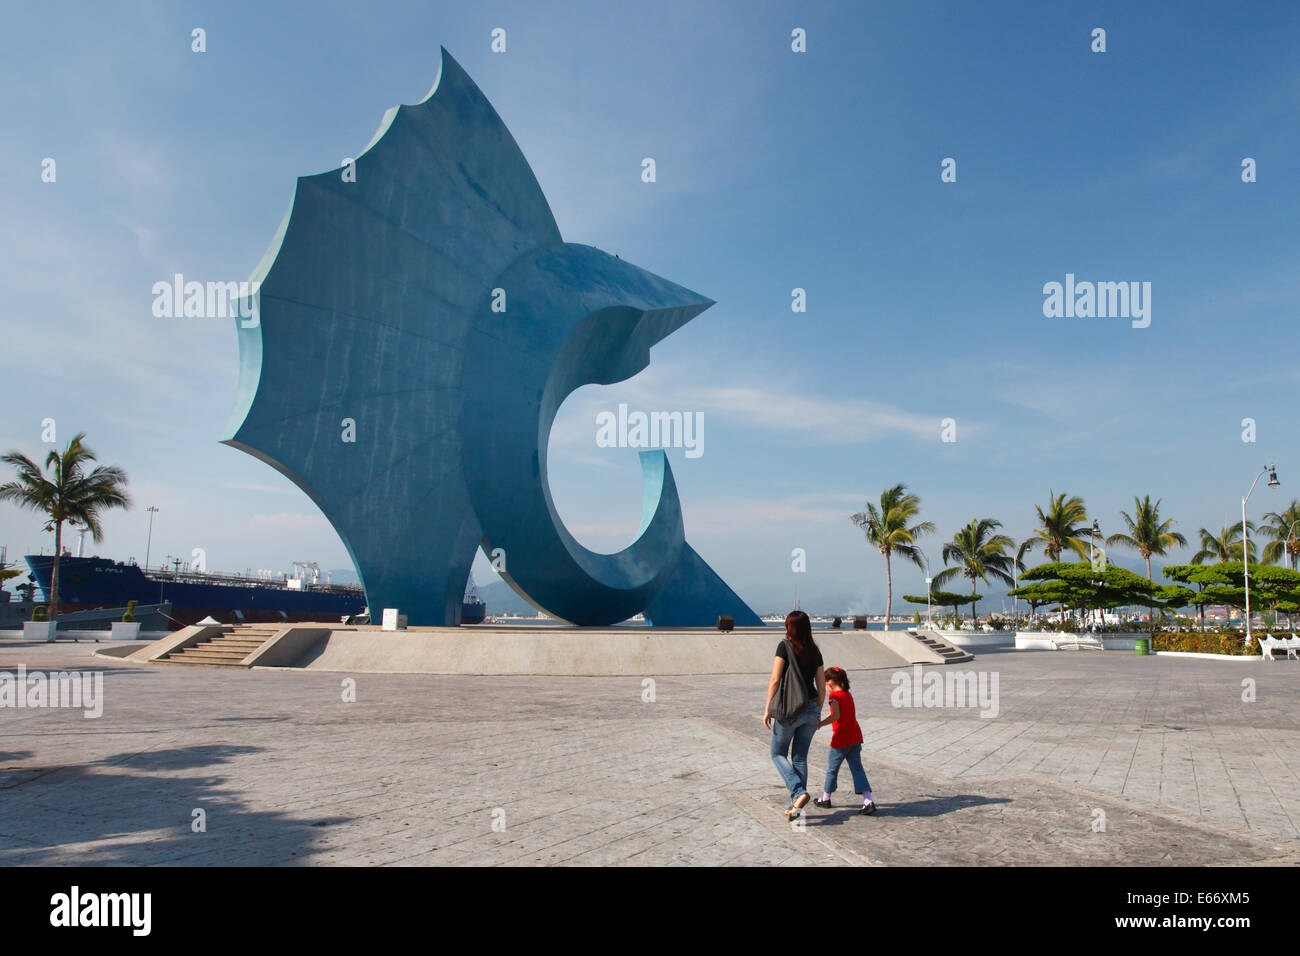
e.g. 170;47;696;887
223;48;760;627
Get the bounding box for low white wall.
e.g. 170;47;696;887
929;630;1015;647
1014;631;1144;651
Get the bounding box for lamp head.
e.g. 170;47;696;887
1267;466;1280;488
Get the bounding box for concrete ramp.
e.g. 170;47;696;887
261;625;923;676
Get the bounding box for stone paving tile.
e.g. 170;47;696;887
724;754;1295;867
3;642;1300;864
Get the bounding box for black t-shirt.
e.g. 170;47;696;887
776;640;822;699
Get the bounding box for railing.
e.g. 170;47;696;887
144;566;364;594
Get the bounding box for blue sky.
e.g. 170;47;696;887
2;1;1299;614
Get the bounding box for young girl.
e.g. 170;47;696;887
814;667;876;814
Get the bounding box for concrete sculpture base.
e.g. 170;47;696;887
126;624;920;676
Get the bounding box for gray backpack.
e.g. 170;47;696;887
769;639;809;722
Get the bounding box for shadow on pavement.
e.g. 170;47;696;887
0;743;344;865
808;792;1011;825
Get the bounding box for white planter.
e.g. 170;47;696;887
1015;632;1060;650
111;622;141;640
939;630;1016;647
24;621;56;642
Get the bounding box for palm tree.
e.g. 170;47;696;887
933;518;1016;623
1259;500;1300;569
0;433;131;620
850;484;935;631
1106;495;1186;624
1190;524;1255;565
1017;490;1090;565
1106;496;1187;580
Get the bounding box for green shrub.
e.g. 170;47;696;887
122;600;138;623
31;605;47;622
1150;631;1255;656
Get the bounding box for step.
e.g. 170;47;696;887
911;631;975;663
164;656;249;666
162;658;248;667
171;647;252;659
167;647;248;660
170;646;256;657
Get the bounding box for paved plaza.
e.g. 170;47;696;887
1;641;1299;866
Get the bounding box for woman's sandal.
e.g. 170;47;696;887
785;793;810;820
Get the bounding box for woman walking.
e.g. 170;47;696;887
763;610;826;818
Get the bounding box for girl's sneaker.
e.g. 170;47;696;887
813;797;832;808
860;801;877;815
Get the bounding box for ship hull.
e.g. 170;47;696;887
26;555;363;629
24;556;487;629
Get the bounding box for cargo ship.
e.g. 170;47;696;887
21;555;486;628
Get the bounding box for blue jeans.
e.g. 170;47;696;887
824;743;871;796
770;700;821;807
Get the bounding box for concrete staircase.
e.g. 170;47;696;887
159;625;280;667
910;629;975;664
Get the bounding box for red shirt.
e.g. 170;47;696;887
829;689;863;748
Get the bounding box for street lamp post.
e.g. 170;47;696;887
1012;562;1018;622
145;506;159;570
1242;465;1279;648
925;576;932;628
1089;519;1102;629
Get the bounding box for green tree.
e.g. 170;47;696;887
1259;500;1300;569
1012;561;1177;625
904;590;983;626
851;483;935;631
1106;496;1187;580
0;433;131;620
1105;495;1187;623
1017;490;1090;564
1165;562;1300;632
932;517;1015;623
1190;524;1255;565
